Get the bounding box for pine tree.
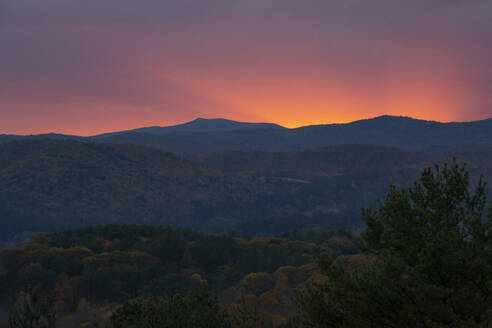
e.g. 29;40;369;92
8;289;57;328
296;162;492;327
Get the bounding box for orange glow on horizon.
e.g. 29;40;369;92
1;93;486;136
1;45;489;136
2;1;491;135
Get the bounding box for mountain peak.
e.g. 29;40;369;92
172;117;285;132
94;118;285;138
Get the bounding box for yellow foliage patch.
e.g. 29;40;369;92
259;291;279;308
310;271;328;284
273;274;288;295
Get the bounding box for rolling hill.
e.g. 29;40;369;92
1;139;491;243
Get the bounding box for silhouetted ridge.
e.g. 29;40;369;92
94;117;285;138
2;116;492;152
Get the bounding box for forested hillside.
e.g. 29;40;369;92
1;140;492;243
0;225;360;327
0;140;282;239
2;163;491;327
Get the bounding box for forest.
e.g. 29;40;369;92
0;225;359;327
1;162;491;327
1;139;492;244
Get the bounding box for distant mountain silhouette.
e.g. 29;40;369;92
94;117;285;138
2;115;492;152
93;115;492;152
0;133;84;143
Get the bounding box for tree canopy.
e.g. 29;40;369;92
111;291;232;328
297;162;492;327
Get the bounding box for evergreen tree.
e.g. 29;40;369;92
111;291;232;328
8;289;56;328
296;162;492;327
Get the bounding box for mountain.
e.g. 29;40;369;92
2;116;492;152
93;115;492;152
1;139;491;241
0;133;84;143
94;117;286;138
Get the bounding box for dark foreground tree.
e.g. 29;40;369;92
296;162;492;327
111;290;271;328
111;291;233;328
8;289;56;328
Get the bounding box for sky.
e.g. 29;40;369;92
1;0;492;135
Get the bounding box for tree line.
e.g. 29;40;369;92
3;162;492;327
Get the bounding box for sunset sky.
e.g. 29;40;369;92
1;0;491;135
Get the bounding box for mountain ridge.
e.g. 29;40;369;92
94;115;492;152
2;115;492;152
93;117;286;138
4;115;492;137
